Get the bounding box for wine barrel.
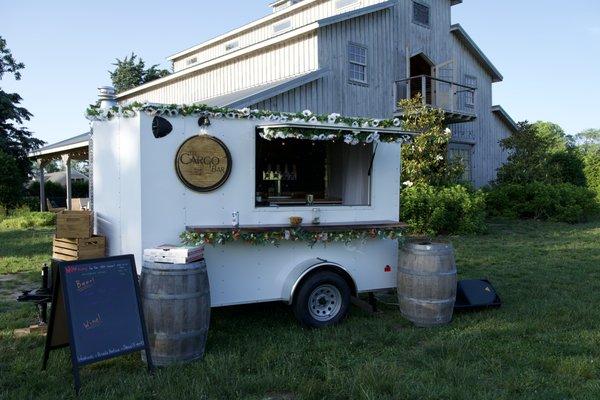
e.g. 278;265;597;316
141;260;210;366
397;242;457;327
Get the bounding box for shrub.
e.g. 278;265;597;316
400;184;487;236
486;183;598;224
0;209;56;230
583;149;600;202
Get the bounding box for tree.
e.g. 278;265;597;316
0;149;22;207
109;53;170;93
399;95;464;187
497;121;586;186
0;36;44;204
576;128;600;151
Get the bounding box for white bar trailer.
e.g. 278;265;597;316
90;103;414;327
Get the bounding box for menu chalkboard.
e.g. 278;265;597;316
43;255;153;394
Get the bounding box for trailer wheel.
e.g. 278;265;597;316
292;271;351;328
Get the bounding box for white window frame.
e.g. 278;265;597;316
464;74;477;107
273;19;293;34
225;41;239;52
449;143;473;183
348;42;368;85
412;1;431;28
336;0;360;10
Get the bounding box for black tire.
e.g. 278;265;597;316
292;270;351;328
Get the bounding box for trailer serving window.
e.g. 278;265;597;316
255;133;373;207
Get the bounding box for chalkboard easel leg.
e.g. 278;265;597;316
144;347;155;374
73;366;81;396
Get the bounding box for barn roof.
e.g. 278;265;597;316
196;68;330;108
451;23;503;83
492;105;518;132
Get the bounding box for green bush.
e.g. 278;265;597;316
0;209;56;230
584;149;600;202
400;184;487;236
486;183;598;224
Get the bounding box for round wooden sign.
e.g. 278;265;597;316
175;135;232;192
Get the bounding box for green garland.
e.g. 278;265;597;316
86;102;405;131
180;226;404;248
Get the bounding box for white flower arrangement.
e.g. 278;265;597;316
302;109;313;117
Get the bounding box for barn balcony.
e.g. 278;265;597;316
394;75;477;124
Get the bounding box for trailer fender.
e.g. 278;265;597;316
282;258;357;305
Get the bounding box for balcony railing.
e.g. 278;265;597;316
394;75;477;123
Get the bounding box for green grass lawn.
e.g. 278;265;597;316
1;219;600;399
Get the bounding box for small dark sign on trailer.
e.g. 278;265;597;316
43;255;153;394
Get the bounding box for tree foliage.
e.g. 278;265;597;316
576;128;600;151
0;36;44;205
0;149;22;207
109;53;170;93
399;95;463;187
497;121;585;186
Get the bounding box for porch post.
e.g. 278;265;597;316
37;159;46;212
62;154;72;210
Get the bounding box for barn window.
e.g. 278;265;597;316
464;75;477;107
449;144;473;183
225;41;239;52
255;134;373;207
348;43;368;84
186;57;198;66
336;0;360;9
273;19;293;34
412;2;430;27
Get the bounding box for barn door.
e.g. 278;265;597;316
433;59;455;111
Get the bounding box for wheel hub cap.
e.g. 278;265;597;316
308;284;342;322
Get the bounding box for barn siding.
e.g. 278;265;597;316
172;0;388;72
121;34;319;104
449;33;511;187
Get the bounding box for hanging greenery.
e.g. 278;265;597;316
86;103;414;145
180;226;405;247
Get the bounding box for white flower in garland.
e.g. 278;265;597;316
352;121;359;128
327;113;340;124
366;133;375;144
393;118;402;127
302;109;313;117
444;128;452;135
226;112;236;119
308;116;318;124
371;119;380;127
435;155;444;161
344;134;354;144
403;181;414;187
275;131;286;139
240;107;251;116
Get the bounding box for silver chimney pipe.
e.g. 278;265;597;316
97;86;117;109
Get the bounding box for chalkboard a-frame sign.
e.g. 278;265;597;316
43;255;154;394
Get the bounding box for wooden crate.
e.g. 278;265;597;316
53;236;106;261
56;210;93;239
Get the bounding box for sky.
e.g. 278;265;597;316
2;0;600;145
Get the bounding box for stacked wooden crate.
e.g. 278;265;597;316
53;211;106;261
